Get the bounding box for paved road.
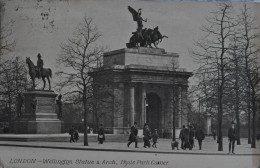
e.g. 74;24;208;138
0;137;259;168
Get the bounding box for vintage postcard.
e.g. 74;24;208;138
0;0;259;168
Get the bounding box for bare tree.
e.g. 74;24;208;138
0;23;15;58
237;3;260;148
56;16;106;146
192;3;237;151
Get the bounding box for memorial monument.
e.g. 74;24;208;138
89;6;192;137
14;54;63;134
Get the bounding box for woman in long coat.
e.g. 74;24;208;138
98;124;105;144
143;123;151;148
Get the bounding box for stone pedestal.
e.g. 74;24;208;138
14;90;63;134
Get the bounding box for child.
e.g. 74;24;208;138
152;129;159;148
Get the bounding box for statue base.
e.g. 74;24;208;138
14;90;63;134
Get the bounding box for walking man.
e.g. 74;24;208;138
212;129;216;140
179;125;185;149
127;122;139;148
69;125;75;143
188;125;195;150
228;121;237;154
195;126;205;150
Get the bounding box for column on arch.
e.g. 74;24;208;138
129;83;135;126
178;85;183;128
180;85;189;126
141;83;147;127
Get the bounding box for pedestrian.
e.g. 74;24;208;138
195;126;205;150
182;125;191;150
152;129;159;148
90;128;93;134
98;124;105;144
143;123;151;148
69;125;75;143
127;122;139;148
188;125;195;150
179;125;185;149
212;129;216;140
228;121;237;154
74;129;79;142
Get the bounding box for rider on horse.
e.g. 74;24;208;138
37;53;43;78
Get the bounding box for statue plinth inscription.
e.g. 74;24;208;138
14;90;63;134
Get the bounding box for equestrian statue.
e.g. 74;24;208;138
126;6;168;48
26;53;52;90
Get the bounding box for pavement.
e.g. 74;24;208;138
0;137;259;168
0;136;259;155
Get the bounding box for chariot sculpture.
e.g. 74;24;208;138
126;6;168;48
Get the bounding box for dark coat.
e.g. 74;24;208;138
74;131;79;140
196;129;205;141
98;128;105;141
182;128;190;140
128;126;138;141
69;127;75;135
37;58;43;68
228;127;237;141
189;128;195;140
143;127;151;140
152;132;159;142
179;129;184;140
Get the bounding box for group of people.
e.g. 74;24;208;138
127;122;159;148
69;126;79;143
69;124;105;144
68;121;238;154
179;125;205;150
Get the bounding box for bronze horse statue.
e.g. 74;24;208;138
26;57;52;90
127;26;168;48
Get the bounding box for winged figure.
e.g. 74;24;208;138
128;6;147;31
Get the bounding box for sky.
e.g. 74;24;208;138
2;0;260;85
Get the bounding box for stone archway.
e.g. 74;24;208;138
146;92;162;134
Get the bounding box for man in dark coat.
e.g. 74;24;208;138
69;125;75;143
98;124;105;144
195;127;205;150
212;129;216;140
179;125;185;149
188;125;195;150
182;125;191;150
228;121;237;154
127;122;139;148
143;123;151;148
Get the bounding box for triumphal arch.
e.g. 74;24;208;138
90;47;192;136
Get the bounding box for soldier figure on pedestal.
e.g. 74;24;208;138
37;53;44;78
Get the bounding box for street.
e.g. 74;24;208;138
0;137;259;168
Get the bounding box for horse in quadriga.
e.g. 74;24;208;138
149;26;168;48
26;57;52;90
127;28;147;48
